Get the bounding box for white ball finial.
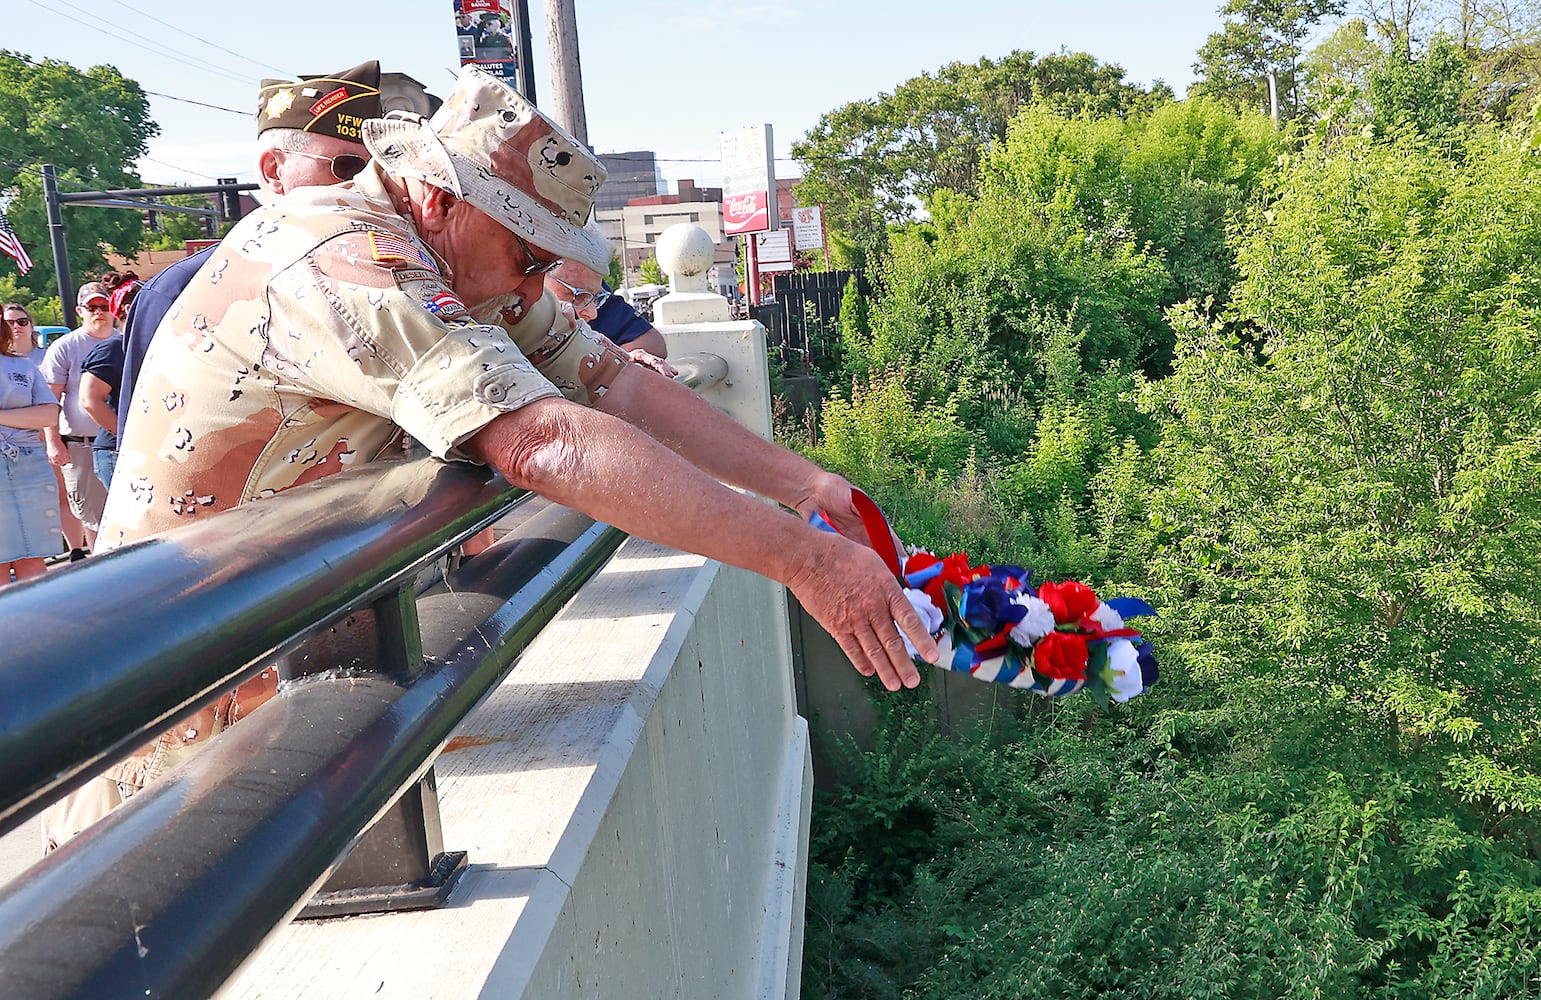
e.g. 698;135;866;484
651;223;731;324
656;224;716;293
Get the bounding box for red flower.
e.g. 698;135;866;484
921;552;980;608
1038;580;1099;626
903;552;941;577
1033;630;1089;681
973;629;1011;658
939;552;976;587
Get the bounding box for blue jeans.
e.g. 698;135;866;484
92;448;117;495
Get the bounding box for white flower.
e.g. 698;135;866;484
1008;594;1056;646
1091;602;1125;633
900;587;943;658
1106;639;1143;703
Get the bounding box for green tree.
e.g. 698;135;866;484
0;51;158;295
1299;17;1385;127
606;254;624;290
144;191;219;250
1368;33;1470;136
792;50;1171;274
638;254;666;285
1192;0;1348;120
1149;124;1541;834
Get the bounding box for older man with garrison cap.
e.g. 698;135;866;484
82;66;935;837
116;59;385;444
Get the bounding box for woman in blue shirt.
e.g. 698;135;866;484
1;303;62;584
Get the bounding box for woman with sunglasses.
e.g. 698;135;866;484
0;304;62;584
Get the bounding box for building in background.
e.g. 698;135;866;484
593;177;735;293
595;151;664;212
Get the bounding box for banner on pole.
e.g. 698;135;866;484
720;125;776;237
454;0;523;88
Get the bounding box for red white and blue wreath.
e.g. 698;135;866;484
812;491;1159;707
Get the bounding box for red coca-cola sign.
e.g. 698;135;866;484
723;191;769;236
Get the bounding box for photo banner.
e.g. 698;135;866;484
454;0;524;91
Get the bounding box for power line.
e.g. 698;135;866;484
24;0;253;87
101;0;292;78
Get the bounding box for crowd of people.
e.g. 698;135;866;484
19;59;934;852
1;271;139;582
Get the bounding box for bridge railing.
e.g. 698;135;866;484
0;451;633;998
0;285;811;1000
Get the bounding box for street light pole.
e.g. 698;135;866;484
41;165;72;310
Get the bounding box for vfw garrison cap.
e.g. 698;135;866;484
257;60;382;141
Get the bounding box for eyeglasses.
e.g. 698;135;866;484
2;316;31;326
511;231;564;277
548;277;608;313
287;149;370;181
81;303;109;313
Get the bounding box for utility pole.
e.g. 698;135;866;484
1265;67;1279;125
545;0;588;144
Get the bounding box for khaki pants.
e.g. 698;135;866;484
61;439;107;533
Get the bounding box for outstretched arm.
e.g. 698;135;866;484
592;361;877;542
468;396;935;690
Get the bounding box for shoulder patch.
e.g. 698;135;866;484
421;290;470;320
369;231;436;270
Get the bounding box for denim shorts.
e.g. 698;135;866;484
1;446;63;562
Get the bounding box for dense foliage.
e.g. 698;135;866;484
0;51;157;294
792;50;1172;273
795;18;1541;1000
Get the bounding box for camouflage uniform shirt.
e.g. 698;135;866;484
100;163;629;550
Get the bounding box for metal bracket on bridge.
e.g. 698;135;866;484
286;584;469;920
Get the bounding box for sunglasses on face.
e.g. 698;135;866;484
3;316;31;326
287;149;369;181
511;231;564;277
81;303;109;313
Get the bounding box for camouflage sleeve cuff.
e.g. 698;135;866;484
391;326;562;460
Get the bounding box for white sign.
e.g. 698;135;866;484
791;206;825;252
720;124;776;236
755;228;795;272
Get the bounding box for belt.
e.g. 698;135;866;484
60;435;92;444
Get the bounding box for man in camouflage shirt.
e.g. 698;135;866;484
80;66;935;840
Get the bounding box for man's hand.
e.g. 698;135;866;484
784;531;936;691
45;435;68;468
791;470;906;560
629;349;678;378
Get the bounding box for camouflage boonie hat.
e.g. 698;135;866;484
360;65;610;273
258;60;382;142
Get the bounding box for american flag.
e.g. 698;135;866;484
0;207;33;276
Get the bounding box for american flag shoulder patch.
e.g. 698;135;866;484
369;231;435;269
421;289;469;319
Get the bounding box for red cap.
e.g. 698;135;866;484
108;281;141;321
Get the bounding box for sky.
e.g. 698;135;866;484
7;0;1231;191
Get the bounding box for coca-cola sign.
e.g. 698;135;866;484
723;191;769;236
720;124;775;235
